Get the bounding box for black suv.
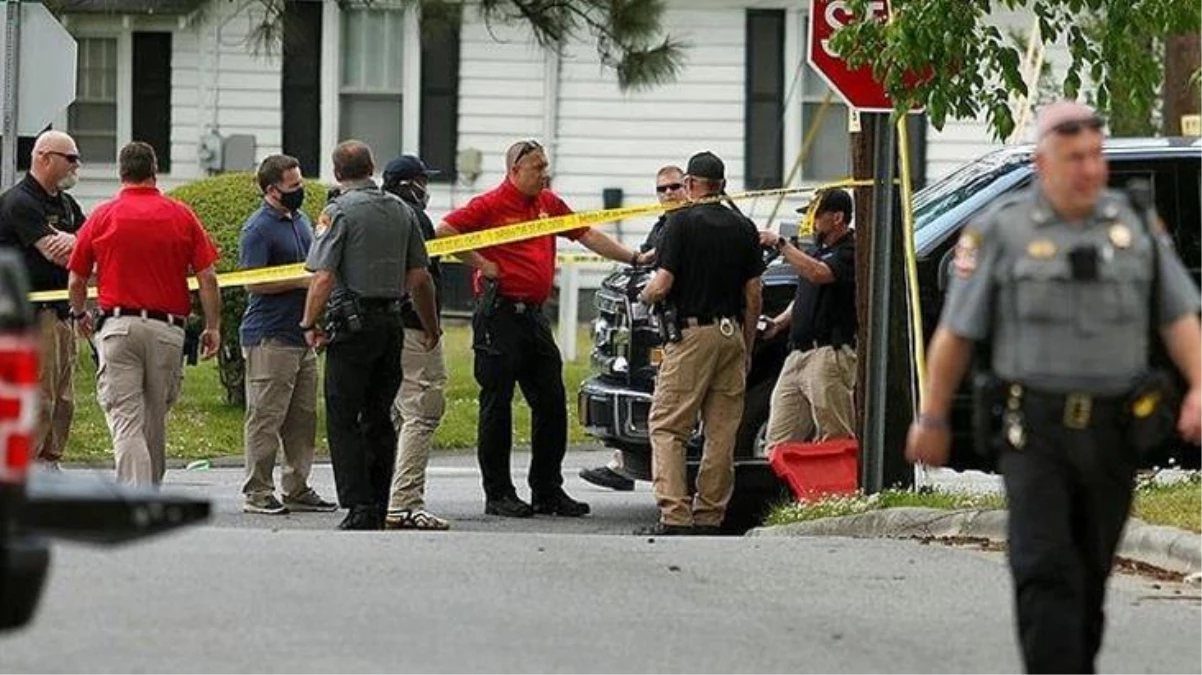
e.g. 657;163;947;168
578;137;1201;524
0;250;209;633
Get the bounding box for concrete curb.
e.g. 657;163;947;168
749;507;1202;576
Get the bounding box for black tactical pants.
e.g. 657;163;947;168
324;312;404;514
472;303;568;502
997;398;1136;674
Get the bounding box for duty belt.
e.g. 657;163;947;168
1012;386;1127;430
496;297;542;315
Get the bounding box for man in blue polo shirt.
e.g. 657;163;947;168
239;154;335;515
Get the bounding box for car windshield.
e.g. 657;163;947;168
912;150;1031;234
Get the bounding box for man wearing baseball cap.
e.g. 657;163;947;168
380;154;451;530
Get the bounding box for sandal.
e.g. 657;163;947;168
385;509;451;531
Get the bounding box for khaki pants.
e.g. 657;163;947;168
242;339;318;500
647;324;746;527
765;346;857;450
95;316;184;486
35;309;76;463
388;331;447;514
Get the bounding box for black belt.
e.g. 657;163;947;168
100;307;187;328
496;297;542;315
358;298;403;315
33;302;69;320
1015;386;1127;430
791;339;851;352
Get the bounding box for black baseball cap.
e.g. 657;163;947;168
686;151;725;181
810;188;853;222
383;154;439;183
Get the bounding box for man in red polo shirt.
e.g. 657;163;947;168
435;139;642;518
67;142;221;486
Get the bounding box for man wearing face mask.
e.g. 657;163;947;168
758;188;858;450
0;130;86;471
237;154;335;515
379;154;451;530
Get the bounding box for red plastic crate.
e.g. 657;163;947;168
768;439;859;501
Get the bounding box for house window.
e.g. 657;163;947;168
419;3;461;182
132;32;172;173
798;20;849;182
69;37;118;163
745;10;784;190
340;7;405;163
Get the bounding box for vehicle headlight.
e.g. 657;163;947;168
593;317;610;346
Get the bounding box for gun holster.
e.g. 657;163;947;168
323;290;363;343
653;302;682;343
972;370;1006;460
1126;369;1180;457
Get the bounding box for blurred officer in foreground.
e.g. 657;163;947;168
68;142;221;486
301;141;440;531
906;100;1201;673
638;151;764;535
579;163;687;492
381;154;451;531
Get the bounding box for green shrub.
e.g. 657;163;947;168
167;172;329;405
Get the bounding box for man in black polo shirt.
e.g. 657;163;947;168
0;131;85;469
638;151;764;535
760;188;857;449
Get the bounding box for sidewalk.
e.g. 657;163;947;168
751;468;1202;580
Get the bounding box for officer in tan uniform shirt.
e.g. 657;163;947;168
906;101;1201;673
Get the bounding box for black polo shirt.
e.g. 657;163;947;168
789;231;857;349
657;202;764;320
0;174;85;308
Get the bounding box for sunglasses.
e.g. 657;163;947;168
656;183;683;194
44;150;81;164
512;140;543;166
1048;115;1105;136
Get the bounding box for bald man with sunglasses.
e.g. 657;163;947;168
0;131;86;470
435;139;642;518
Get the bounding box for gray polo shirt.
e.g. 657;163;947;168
305;180;428;299
940;186;1199;395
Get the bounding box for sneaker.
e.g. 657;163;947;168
385;509;451;531
634;522;693;536
579;466;635;491
282;490;338;513
532;489;590;517
484;494;534;518
243;495;289;515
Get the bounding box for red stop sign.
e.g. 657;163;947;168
807;0;893;111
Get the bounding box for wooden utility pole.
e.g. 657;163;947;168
1162;33;1201;136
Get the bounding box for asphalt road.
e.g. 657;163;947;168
2;451;1198;673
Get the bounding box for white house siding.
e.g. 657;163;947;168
61;0;281;211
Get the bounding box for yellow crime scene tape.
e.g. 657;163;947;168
29;179;876;303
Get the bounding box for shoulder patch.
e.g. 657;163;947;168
953;228;981;279
315;211;332;237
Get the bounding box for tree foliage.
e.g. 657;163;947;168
831;0;1201;140
246;0;687;91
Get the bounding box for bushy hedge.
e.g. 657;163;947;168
168;173;329;405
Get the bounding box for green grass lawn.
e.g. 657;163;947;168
764;473;1202;533
65;321;596;465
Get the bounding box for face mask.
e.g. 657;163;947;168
401;181;429;209
277;186;305;212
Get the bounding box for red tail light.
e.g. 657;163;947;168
0;334;40;484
